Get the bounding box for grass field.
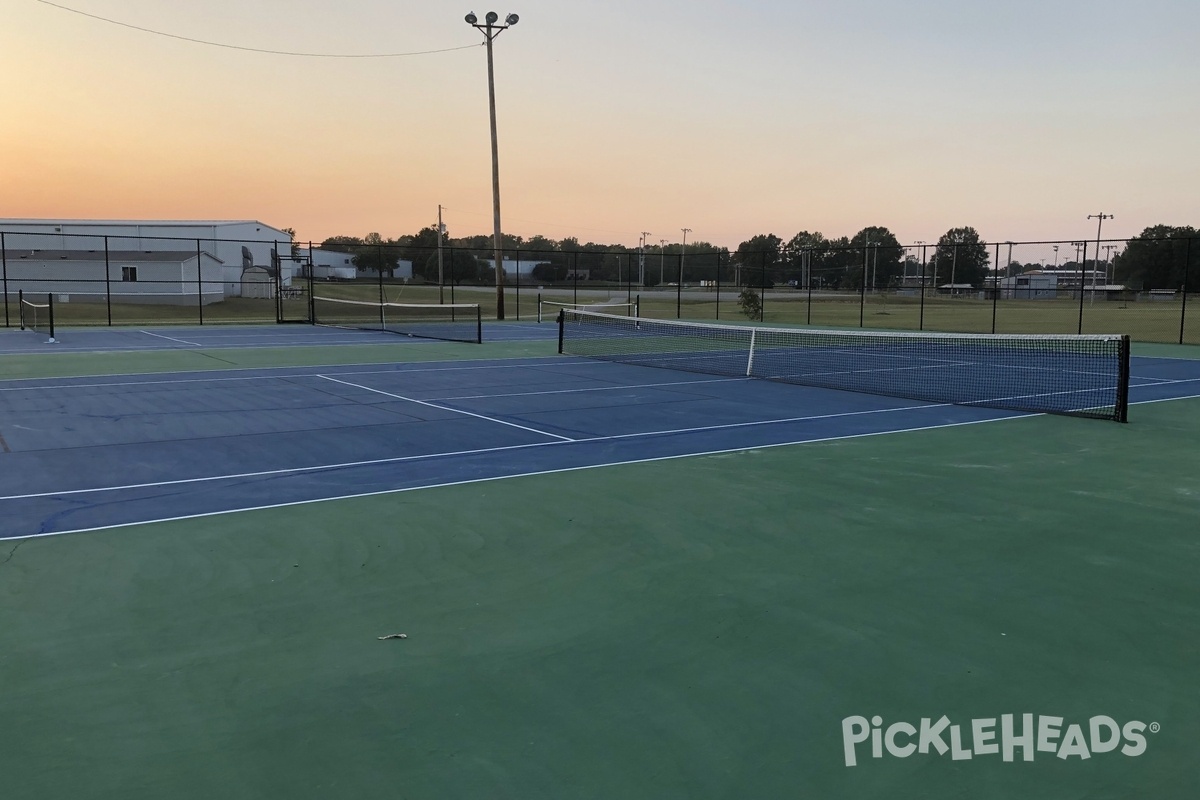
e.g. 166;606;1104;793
2;333;1198;799
5;283;1197;344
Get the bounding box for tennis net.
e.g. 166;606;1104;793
537;295;638;323
558;310;1130;421
18;291;57;343
312;296;482;344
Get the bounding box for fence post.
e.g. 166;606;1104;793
715;250;722;320
859;244;867;328
1181;237;1192;345
377;244;385;325
760;250;767;322
991;242;999;334
104;235;112;326
196;238;205;325
919;244;927;331
514;248;521;320
674;254;681;318
1;232;8;328
1076;241;1088;334
806;250;813;326
308;241;315;324
573;252;579;305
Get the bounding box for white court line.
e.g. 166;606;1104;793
138;330;202;346
1;414;1032;542
0;400;944;501
1129;376;1200;387
435;376;747;401
1130;392;1200;405
317;374;577;443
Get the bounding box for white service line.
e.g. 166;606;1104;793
138;330;202;346
317;374;576;442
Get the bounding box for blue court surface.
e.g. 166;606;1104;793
2;325;1199;541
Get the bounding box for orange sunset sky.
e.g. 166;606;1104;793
4;0;1199;250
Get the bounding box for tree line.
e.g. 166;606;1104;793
318;223;1198;291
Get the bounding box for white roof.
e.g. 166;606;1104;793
0;218;291;233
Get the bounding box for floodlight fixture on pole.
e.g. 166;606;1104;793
681;228;691;285
639;231;651;286
950;231;965;291
465;10;519;319
436;204;446;304
1088;213;1113;290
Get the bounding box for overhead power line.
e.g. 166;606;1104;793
35;0;481;58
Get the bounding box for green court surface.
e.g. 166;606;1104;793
2;336;1198;799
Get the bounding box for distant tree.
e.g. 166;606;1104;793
929;227;989;288
320;235;362;252
281;227;301;259
530;262;568;282
402;226;443;272
424;249;481;284
522;235;557;255
1112;225;1199;290
351;232;401;278
848;226;903;289
734;234;783;286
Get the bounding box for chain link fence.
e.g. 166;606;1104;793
3;231;1195;345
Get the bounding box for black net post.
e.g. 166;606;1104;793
2;231;9;328
196;238;205;325
475;305;483;344
1181;237;1192;345
47;291;54;341
17;289;22;328
556;309;564;353
991;242;1000;334
1117;335;1131;423
104;235;112;326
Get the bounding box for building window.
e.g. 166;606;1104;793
122;266;138;282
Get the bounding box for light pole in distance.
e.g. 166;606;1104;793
465;10;519;320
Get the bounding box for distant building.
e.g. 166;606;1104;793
998;273;1058;300
3;249;224;305
484;257;552;281
0;219;294;297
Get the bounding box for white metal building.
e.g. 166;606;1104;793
4;249;224;304
0;219;295;297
